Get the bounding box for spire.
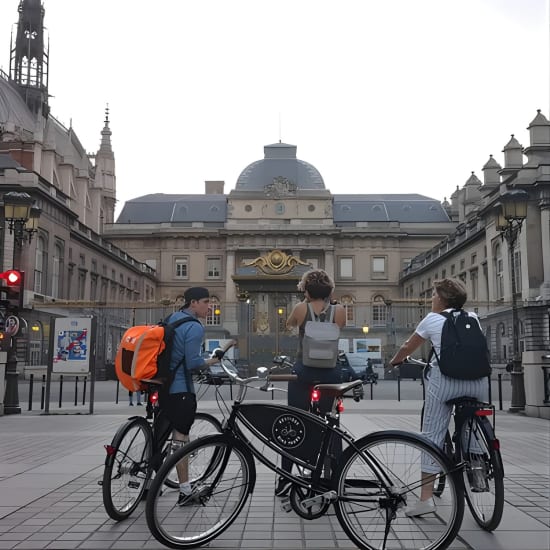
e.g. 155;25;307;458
10;0;49;117
98;104;113;155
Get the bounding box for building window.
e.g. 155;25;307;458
441;268;446;278
339;257;353;278
470;269;478;301
206;257;221;279
51;242;63;299
471;253;477;265
341;295;355;327
34;235;46;294
513;250;522;294
450;264;455;276
494;243;504;300
372;256;386;276
372;295;387;326
206;296;221;326
460;259;465;270
175;257;188;278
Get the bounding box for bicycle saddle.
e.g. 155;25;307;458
313;379;362;397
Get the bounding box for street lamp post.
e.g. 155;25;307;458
496;189;529;413
276;307;284;355
2;191;41;415
383;298;394;364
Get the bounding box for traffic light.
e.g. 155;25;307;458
0;270;24;311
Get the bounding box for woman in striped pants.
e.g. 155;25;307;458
390;278;488;517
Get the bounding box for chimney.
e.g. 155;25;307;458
205;181;225;194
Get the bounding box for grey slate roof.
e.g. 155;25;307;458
0;75;36;133
116;193;227;224
235;143;325;191
116;192;449;224
0;153;25;171
333;194;450;223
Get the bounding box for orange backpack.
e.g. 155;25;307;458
115;317;199;391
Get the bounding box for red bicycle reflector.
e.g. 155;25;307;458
337;399;344;413
311;389;320;402
492;438;500;451
475;409;493;416
104;444;117;456
150;391;159;403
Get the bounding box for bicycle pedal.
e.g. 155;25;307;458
280;497;292;513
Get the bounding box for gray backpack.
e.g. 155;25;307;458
302;303;340;368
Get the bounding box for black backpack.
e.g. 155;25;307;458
429;309;491;380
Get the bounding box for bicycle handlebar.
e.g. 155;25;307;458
268;374;298;381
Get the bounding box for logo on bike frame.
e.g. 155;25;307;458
272;414;306;448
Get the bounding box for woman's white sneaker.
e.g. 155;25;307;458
404;498;436;517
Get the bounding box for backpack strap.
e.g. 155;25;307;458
164;316;201;375
308;302;334;323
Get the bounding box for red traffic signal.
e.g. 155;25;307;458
0;270;22;285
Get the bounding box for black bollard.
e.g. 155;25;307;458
59;375;63;408
115;379;119;404
397;375;401;402
82;376;87;405
498;373;503;411
74;377;79;406
40;374;46;410
28;374;34;411
370;382;373;400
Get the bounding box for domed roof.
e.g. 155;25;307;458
235;143;325;192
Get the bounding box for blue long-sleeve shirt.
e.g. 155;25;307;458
166;309;207;394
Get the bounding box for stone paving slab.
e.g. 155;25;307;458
0;401;548;550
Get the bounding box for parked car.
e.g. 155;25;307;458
338;353;378;383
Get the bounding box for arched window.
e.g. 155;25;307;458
340;295;355;327
206;296;221;326
372;295;387;326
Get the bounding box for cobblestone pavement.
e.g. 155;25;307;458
0;398;548;550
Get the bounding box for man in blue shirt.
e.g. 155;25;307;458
162;287;221;506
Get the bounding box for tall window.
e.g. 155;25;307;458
494;243;504;300
372;295;387;326
175;257;188;278
341;295;355;326
51;242;63;298
34;235;46;294
372;256;387;278
206;296;221;326
513;250;522;295
470;269;478;301
206;257;221;279
339;257;353;278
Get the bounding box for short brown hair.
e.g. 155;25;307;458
433;278;467;309
297;269;334;300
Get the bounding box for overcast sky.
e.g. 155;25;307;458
0;0;549;218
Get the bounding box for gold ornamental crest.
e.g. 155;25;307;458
243;249;310;275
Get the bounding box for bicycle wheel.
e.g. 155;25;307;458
334;430;464;550
433;432;453;498
163;412;223;489
146;434;255;549
459;415;504;531
102;417;153;521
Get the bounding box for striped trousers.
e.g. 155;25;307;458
421;366;489;473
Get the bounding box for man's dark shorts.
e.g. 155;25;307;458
162;392;197;435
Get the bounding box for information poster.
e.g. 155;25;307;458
52;317;92;373
204;339;236;360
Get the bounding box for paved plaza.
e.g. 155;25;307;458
0;393;548;550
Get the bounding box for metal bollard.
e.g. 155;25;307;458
28;373;34;411
59;375;64;408
115;379;119;404
497;373;503;411
82;376;87;405
40;374;46;410
399;376;403;401
74;376;79;406
370;382;374;400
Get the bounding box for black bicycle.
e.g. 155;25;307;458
101;381;222;521
407;356;505;531
145;358;464;550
